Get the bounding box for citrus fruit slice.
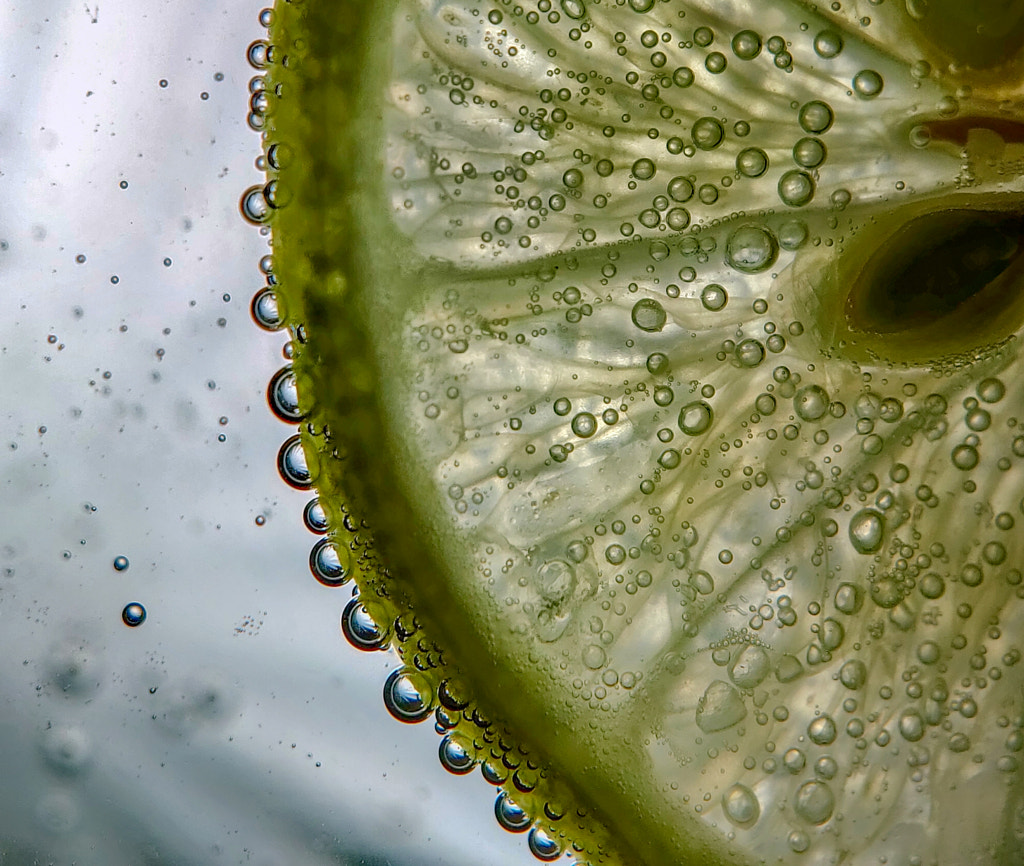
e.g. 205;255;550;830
253;1;1024;863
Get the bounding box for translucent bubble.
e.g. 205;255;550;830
788;831;810;853
302;497;329;534
336;597;386;654
722;784;760;827
277;434;312;489
251;287;284;330
960;563;984;587
814;29;844;57
309;538;350;587
439;734;476;775
112;555;129;572
731;30;763;60
701;284;728;311
553;397;572;416
834;583;863;614
808;714;837;745
798;100;834;134
571;412;598;438
672;66;695;87
691;117;725;151
121;602;146;627
730;645;769;688
853;69;884;98
528;827;562;861
792;137;826;169
839;659;867;689
666;207;690;230
736;147;769;178
560;0;586;19
849;509;884;554
647;352;670;375
725;225;778;273
778;220;809;250
383;668;433;723
778;170;815;207
583;644;607;670
784;749;806;773
919;572;945;599
794;385;829;421
794;780;834;824
951;444;979;471
899;709;925;743
977;377;1005;403
705;52;728;74
653;386;674;406
815;756;838;779
268;365;303;422
632;157;657;180
755;393;776;415
537;560;576;605
696;680;747;732
631;298;667;332
667;176;694;202
917;640;940;665
678;401;714;435
735;339;765;368
240;184;272;225
495;792;531;832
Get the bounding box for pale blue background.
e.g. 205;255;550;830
0;2;528;863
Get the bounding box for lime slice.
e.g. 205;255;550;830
257;1;1024;863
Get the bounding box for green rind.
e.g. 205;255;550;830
264;2;636;863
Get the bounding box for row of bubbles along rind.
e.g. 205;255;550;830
243;6;600;863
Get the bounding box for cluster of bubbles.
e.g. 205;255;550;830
252;0;1024;863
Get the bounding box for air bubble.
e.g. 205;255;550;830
798;100;834;134
342;598;387;650
691;117;724;151
278;434;312;489
849;509;884;554
813;30;843;58
736;147;769;178
267;365;303;422
678;401;714;435
794;780;834;824
121;602;146;627
439;734;476;774
383;668;433;723
251;287;284;330
495;792;531;832
701;284;728;311
309;538;349;586
112;555;129;572
778;170;815;207
725;225;778;273
731;30;762;61
571;412;598;438
632;298;667;332
528;827;562;861
302;497;329;534
722;784;760;827
852;69;884;98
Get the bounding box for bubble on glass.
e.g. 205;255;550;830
571;412;598;438
112;555;129;572
813;29;843;58
302;497;329;534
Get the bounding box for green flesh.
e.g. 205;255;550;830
264;1;1024;864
